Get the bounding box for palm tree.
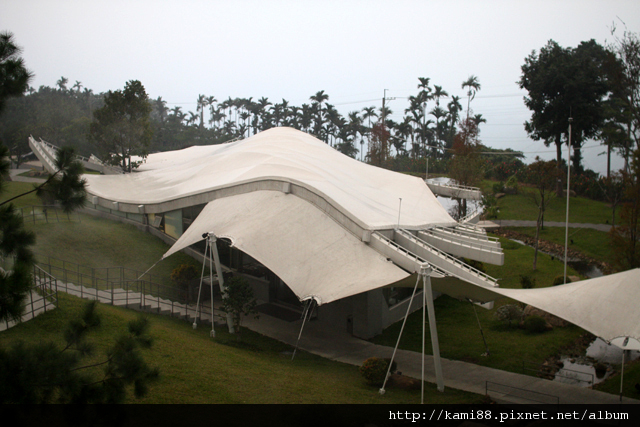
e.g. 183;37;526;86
432;85;449;108
473;113;487;127
72;80;83;94
445;95;463;148
56;76;69;92
310;90;329;141
395;118;412;157
430;106;448;155
154;96;168;124
360;106;378;161
196;94;207;129
461;75;481;122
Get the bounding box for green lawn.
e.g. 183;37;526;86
373;236;586;374
0;293;482;404
26;213;199;285
507;226;614;266
1;180;41;207
481;180;618;224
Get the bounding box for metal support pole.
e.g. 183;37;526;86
620;349;625;402
291;299;314;361
193;235;210;331
209;233;235;334
564;117;572;285
208;234;216;337
423;265;444;393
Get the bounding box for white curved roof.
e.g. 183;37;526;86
459;269;640;351
84;127;456;230
163;191;409;305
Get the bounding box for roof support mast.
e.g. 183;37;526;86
193;233;235;335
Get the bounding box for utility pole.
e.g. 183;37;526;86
380;89;395;160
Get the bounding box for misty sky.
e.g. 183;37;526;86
3;0;640;174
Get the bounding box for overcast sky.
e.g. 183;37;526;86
3;0;640;174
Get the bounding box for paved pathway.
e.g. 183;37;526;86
241;306;639;405
8;166;47;183
20;274;639;405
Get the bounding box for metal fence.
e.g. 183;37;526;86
16;205;80;224
1;264;59;331
36;257;218;326
523;360;595;386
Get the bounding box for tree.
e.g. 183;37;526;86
519;39;611;193
601;172;625;227
1;146;87;323
89;80;152;172
448;118;483;218
526;158;559;270
0;31;35;324
0;31;33;113
610;148;640;270
368;122;390;166
0;301;159;403
607;25;640;170
219;276;258;336
461;75;481;123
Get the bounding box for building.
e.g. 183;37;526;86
29;128;504;339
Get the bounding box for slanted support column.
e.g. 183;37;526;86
208;233;235;334
422;265;444;393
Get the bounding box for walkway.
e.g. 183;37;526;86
41;277;639;405
8;166;47;184
241;306;639;405
478;220;612;233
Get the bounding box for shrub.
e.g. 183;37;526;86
519;274;536;289
523;315;548;333
170;264;198;290
505;176;519;194
492;182;504;194
220;276;259;335
494;304;523;327
552;275;573;286
481;194;498;219
359;357;397;386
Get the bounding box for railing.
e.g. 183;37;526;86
419;229;502;254
434;225;500;243
460;208;481;224
16;205;80;224
1;264;58;331
36;254;168;288
397;229;498;287
485;381;560;404
371;232;448;277
36;257;220;326
426;179;481;193
523;360;595;386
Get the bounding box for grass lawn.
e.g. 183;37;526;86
26;213;200;285
507;226;615;266
1;180;41;207
372;236;586;374
480;179;619;224
0;293;483;404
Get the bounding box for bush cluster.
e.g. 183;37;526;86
523;315;548;334
359;357;397;386
494;304;523;327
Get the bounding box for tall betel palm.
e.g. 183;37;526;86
461;75;481;122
